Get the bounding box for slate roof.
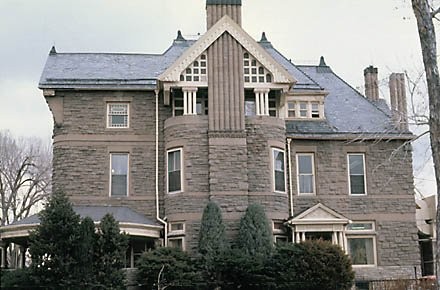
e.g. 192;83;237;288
39;39;195;90
7;205;159;227
287;64;411;136
207;0;241;4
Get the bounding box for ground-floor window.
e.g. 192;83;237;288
125;238;155;268
346;222;376;266
168;237;184;250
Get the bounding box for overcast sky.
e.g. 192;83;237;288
0;0;437;196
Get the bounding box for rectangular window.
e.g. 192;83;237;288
108;103;129;128
299;102;308;117
168;237;184;250
167;149;182;193
110;153;128;197
273;148;286;192
287;102;296;117
348;154;366;195
296;153;315;194
346;221;376;266
173;89;184;116
245;89;256;116
347;237;376;266
274;235;288;244
311;102;320;118
169;222;185;235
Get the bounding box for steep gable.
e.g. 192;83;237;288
159;15;295;85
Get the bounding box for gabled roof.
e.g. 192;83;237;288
159;15;295;85
287;203;350;225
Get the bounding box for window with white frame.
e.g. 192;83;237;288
180;54;207;83
348;153;366;195
167;149;182;193
168;237;184;250
286;101;323;119
172;89;184;116
243;52;273;84
273;148;286;192
110;153;129;197
169;222;185;236
296;153;315;194
346;222;376;266
107;103;129;128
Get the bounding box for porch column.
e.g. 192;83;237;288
301;232;306;242
0;242;8;269
182;87;198;115
295;232;300;243
332;232;338;245
338;232;344;250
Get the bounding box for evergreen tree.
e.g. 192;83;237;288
198;201;228;287
78;216;97;287
198;201;227;256
28;192;82;289
94;213;129;289
236;203;272;256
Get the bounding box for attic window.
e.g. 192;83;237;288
243;52;273;83
180;54;207;83
286;100;324;119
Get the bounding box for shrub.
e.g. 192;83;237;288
137;247;202;290
1;268;35;289
268;240;354;290
236;203;272;256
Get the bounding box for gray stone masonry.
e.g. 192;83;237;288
290;138;419;281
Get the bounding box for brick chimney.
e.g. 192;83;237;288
389;73;408;130
364;66;379;101
206;0;242;29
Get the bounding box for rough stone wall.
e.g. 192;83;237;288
246;116;289;220
51;90;159;220
290;139;419;281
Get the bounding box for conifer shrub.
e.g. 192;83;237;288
236;203;273;256
136;247;202;290
267;240;354;290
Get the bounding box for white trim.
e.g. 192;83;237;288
109;153;129;197
347;153;367;195
272;220;285;234
168;236;185;251
168;221;185;236
346;235;377;267
296;153;316;195
107;103;130;128
159;15;295;85
274;235;288;244
166;148;184;194
271;147;287;193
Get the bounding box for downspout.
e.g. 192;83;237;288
287;138;293;216
287;137;295;243
155;89;168;246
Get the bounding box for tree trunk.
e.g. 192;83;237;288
411;0;440;287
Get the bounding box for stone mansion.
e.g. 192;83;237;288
1;0;420;286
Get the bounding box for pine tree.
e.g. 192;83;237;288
77;216;97;287
236;203;272;256
94;213;129;289
28;192;82;289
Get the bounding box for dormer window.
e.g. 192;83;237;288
286;99;324;120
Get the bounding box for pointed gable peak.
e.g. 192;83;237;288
159;15;294;85
289;203;350;225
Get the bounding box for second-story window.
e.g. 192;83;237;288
297;153;315;194
110;153;129;197
348;153;367;195
167;148;182;193
286;101;323;119
273;148;286;193
107;103;129;128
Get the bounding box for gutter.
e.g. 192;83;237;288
155;89;168;246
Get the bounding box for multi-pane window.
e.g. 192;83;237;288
348;154;366;195
296;153;315;194
172;89;184;116
346;222;376;266
286;101;323;119
110;153;128;197
243;52;273;83
168;221;185;250
107;103;129;128
167;149;182;193
273;148;285;192
180;54;207;83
